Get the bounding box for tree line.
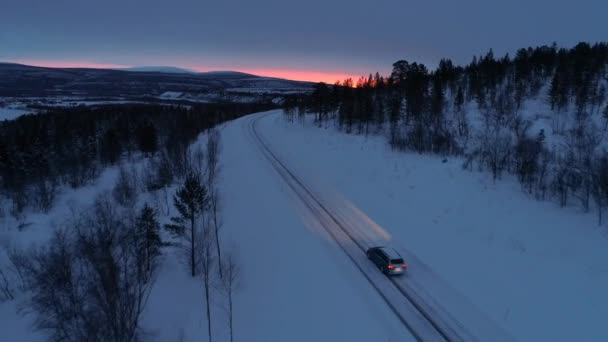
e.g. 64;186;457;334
285;42;608;224
0;102;274;220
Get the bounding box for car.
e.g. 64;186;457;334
366;246;407;276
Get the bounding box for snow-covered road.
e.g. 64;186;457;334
209;111;416;341
247;110;608;341
245;111;513;341
248;113;445;341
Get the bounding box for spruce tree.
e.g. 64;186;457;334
136;203;162;281
165;173;209;277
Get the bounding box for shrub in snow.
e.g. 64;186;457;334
13;195;158;342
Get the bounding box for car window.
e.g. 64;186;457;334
391;258;404;264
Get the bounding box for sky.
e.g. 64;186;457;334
1;0;607;82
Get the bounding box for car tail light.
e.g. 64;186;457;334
388;265;394;269
403;264;408;268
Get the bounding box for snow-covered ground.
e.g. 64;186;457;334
0;167;123;341
0;112;414;341
257;111;608;341
140;113;414;341
3;108;607;341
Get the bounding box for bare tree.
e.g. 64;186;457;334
535;148;551;200
565;113;602;212
190;143;206;180
9;187;27;224
113;164;138;208
142;153;173;193
15;195;157;342
200;223;215;342
553;155;572;207
152;187;171;216
210;190;223;279
219;251;240;342
206;129;224;278
592;156;608;225
206;130;220;200
32;179;58;213
479;125;512;182
0;267;14;301
7;245;32;291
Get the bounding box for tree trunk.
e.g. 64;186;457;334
205;276;212;342
191;214;196;277
213;202;223;279
163;187;170;215
146;229;150;275
229;289;233;342
599;199;603;226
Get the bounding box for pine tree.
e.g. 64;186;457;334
390;60;410;86
374;72;384;90
165;174;209;277
136;203;162;282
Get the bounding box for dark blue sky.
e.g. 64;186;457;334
1;0;606;81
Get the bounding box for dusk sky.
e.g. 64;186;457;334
1;0;607;82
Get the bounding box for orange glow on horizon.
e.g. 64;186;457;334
189;66;360;83
5;59;363;83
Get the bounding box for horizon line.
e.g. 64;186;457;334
2;59;367;83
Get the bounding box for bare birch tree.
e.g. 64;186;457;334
200;222;215;342
206;129;224;278
220;251;240;342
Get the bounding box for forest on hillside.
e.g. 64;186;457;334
286;42;608;224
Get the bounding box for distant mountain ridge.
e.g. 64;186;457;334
120;66;196;74
0;62;313;98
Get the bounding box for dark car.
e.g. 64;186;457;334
366;247;407;275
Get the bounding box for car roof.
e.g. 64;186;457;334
379;247;402;260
